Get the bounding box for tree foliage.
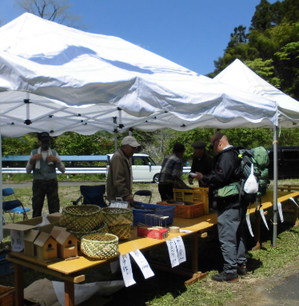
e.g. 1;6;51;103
210;0;299;100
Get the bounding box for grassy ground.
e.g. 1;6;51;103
1;178;299;306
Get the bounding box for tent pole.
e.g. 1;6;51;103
272;126;278;247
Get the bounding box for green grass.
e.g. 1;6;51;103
1;178;299;306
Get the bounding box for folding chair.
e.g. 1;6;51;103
72;185;108;208
2;188;30;223
133;190;152;203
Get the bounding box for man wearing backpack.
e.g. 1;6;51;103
192;132;247;282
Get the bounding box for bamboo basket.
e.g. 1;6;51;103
59;205;103;232
69;223;107;240
102;207;133;226
108;224;131;240
80;233;119;259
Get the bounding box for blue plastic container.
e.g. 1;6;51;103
132;202;175;226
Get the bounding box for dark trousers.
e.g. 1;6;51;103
217;200;247;274
158;182;174;201
32;179;60;218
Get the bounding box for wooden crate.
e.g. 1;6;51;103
173;188;209;214
0;285;15;306
157;201;204;219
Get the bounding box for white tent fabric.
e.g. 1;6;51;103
214;58;299;127
0;13;279;137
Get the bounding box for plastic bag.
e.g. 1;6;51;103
244;164;258;194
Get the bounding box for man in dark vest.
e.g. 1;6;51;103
189;141;213;187
26;132;65;217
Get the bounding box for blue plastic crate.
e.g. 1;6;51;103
132;202;175;226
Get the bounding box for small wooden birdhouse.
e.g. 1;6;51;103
23;229;39;257
50;226;78;259
34;232;58;262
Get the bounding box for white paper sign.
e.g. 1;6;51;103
129;250;154;279
110;201;129;208
119;254;136;287
10;230;24;252
246;213;254;237
166;239;179;268
173;236;186;264
289;197;299;207
277;202;284;223
260;208;269;230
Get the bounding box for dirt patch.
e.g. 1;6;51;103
223;256;299;306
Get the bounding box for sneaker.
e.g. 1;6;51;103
212;271;238;282
237;264;247;276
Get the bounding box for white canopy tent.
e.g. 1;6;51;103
214;58;299;246
0;14;288;239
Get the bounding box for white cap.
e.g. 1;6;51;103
121;136;141;147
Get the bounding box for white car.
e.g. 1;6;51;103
107;153;161;183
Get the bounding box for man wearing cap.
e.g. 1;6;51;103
189;141;213;187
26;132;65;217
107;136;141;205
158;143;186;201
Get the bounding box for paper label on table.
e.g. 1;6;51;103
289;197;299;207
246;213;254;237
260;208;269;230
277;202;284;223
179;229;193;233
119;254;136;287
10;230;24;252
110;201;129;208
166;239;179;268
173;236;186;264
129;250;154;279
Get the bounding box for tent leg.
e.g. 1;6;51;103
272;127;278;247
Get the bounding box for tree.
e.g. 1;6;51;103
15;0;83;28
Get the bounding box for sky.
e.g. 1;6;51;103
0;0;277;76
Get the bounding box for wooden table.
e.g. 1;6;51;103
7;190;299;306
7;213;217;306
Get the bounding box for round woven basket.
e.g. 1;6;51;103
81;233;119;259
108;224;131;240
59;205;103;232
69;223;108;241
102;207;133;226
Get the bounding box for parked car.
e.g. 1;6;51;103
267;146;299;179
107;153;161;183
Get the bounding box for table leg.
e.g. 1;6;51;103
191;233;199;273
252;210;261;251
65;280;75;306
14;263;24;306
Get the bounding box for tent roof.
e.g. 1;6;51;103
214;58;299;128
0;14;279;137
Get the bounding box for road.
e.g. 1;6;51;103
2;181;104;189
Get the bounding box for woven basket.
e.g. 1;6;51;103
81;233;119;259
69;223;108;241
59;205;103;232
108;224;131;240
102;207;133;226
